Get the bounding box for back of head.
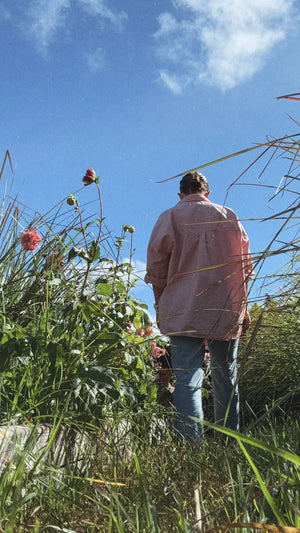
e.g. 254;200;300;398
179;172;209;195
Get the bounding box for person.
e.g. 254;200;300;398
145;172;254;441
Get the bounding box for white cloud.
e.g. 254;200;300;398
123;258;147;286
86;47;105;72
91;257;147;288
154;0;298;92
22;0;127;51
23;0;70;51
158;71;183;95
78;0;127;30
154;12;178;39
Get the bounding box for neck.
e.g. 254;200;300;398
179;191;210;200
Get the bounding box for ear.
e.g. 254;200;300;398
204;191;210;198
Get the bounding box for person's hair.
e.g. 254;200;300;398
179;172;209;195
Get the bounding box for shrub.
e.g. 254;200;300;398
238;287;300;423
0;164;158;425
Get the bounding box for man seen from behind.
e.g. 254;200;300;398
145;172;254;441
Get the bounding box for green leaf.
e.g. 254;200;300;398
48;278;61;286
97;283;113;296
68;247;78;261
82;303;92;322
77;248;91;261
81;365;115;384
125;352;133;364
191;419;300;466
88;240;100;263
68;246;90;262
238;439;287;525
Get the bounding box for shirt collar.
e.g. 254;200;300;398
180;193;210;203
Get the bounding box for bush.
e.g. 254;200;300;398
238;288;300;424
0;165;158;426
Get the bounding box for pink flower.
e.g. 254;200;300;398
82;168;96;186
150;342;166;359
20;229;42;252
137;329;144;337
204;352;210;363
144;326;154;337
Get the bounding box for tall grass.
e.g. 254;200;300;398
0;415;297;531
0;92;299;531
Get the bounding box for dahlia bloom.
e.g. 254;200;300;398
204;351;210;363
82;168;96;186
144;326;154;337
150;341;166;359
137;326;154;337
20;229;42;252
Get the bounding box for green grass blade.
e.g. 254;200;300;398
191;419;300;465
238;439;286;525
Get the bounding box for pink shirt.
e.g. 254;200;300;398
145;194;254;340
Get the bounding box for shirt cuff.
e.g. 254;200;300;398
144;273;167;288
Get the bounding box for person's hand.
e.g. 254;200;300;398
154;303;160;330
156;311;161;331
242;311;251;334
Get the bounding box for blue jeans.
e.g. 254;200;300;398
170;336;240;441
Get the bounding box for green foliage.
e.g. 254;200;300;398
0;183;157;425
238;287;300;421
0;416;298;532
1;96;299;533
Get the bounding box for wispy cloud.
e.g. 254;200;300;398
154;0;299;92
86;47;105;73
78;0;127;31
22;0;127;52
158;71;183;95
24;0;70;52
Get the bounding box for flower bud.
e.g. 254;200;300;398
67;194;76;205
123;224;135;234
82;168;96;186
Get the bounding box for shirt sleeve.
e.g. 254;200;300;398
241;226;255;280
144;212;174;288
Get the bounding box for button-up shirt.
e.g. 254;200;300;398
145;193;254;340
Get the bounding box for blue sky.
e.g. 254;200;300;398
0;0;299;313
